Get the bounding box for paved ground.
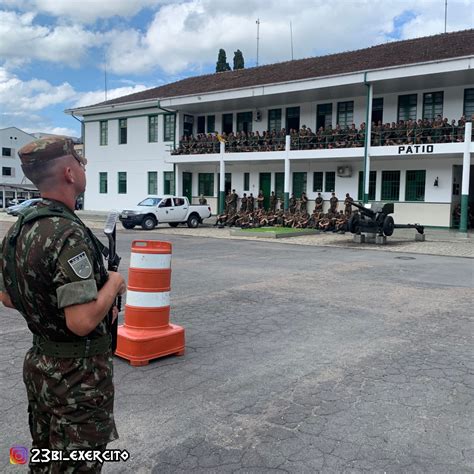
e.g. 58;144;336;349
0;221;473;473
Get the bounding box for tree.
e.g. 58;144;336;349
216;49;231;73
233;49;245;70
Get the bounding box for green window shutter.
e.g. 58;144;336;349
198;173;214;196
148;115;158;142
236;111;253;133
100;121;108;146
275;172;284;199
99;172;108;194
324;172;335;193
163;171;175;195
148;171;158;194
358;171;376;200
398;94;417;121
207;115;215;133
313;172;323;192
381;171;400;201
317;103;332;129
268;109;282;131
337;101;354;127
119;119;127;144
405;170;426;201
244;172;250;191
423;92;443;120
292;172;307;197
118;172;127;194
464;88;474;118
164;114;175;142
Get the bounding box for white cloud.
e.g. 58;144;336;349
1;1;472;75
0;10;98;66
0;66;146;133
74;85;148;108
23;126;79;137
0;67;76;112
399;0;474;39
103;0;474;76
0;0;164;23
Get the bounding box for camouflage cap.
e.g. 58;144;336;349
18;136;87;169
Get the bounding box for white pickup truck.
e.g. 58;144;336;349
119;195;212;230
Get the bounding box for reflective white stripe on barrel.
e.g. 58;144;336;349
130;253;171;269
126;290;170;308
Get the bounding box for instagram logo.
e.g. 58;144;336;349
10;446;28;464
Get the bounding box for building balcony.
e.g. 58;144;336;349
168;123;473;164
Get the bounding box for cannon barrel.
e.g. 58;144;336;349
350;201;376;218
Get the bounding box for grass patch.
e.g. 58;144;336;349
237;227;310;234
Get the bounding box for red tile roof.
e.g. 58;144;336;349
87;29;474;108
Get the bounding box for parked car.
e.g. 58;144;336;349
6;198;42;216
119;195;211;230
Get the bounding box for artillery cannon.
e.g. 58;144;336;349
347;201;424;237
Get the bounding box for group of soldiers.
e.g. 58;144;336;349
215;191;356;233
172;115;470;155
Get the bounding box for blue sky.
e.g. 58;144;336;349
1;0;472;137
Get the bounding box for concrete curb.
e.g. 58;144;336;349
230;228;320;239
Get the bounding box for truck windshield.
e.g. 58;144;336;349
138;198;162;206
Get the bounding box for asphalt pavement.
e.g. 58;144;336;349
0;223;473;473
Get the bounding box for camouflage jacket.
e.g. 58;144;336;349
0;199;108;342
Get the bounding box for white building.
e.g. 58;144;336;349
0;127;37;208
68;29;474;228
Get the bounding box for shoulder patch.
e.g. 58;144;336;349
67;251;92;279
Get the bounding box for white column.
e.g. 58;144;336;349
219;141;225;213
462;122;472;196
284;135;291;194
364;83;373;202
175;165;181;196
460;121;472;232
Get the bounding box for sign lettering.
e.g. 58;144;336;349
398;145;434;155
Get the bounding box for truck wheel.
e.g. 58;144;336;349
187;214;199;228
122;222;135;230
382;216;395;236
169;223;179;227
142;215;157;230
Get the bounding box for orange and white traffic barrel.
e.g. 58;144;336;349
115;240;185;366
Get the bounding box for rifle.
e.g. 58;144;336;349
104;211;121;353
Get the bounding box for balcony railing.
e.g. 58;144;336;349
171;121;470;155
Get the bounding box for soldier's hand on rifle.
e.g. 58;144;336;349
108;271;126;296
111;305;119;323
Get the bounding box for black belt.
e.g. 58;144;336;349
32;334;112;358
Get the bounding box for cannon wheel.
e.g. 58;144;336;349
348;214;360;234
383;215;395;236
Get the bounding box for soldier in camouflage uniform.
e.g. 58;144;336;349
329;192;339;213
269;191;277;213
0;137;126;473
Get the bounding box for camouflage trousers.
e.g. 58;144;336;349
23;348;119;473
